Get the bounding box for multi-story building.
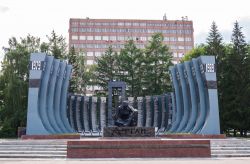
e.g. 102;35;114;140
68;17;194;65
68;17;194;95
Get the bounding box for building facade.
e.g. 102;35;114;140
68;17;194;65
68;17;194;95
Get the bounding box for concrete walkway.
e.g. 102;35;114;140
0;158;250;164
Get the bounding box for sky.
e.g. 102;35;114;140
1;0;250;60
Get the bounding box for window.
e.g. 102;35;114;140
71;28;78;32
170;37;177;41
140;37;147;41
170;45;177;49
185;37;192;41
133;22;139;26
125;22;131;26
87;60;94;65
71;22;78;27
110;36;116;41
164;37;170;41
140;23;146;26
95;52;102;57
87;52;94;56
118;22;124;26
79;36;85;40
118;36;125;41
178;46;185;50
178;37;184;41
87;36;94;40
103;36;109;41
71;35;78;40
95;36;102;40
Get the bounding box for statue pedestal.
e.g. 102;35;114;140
103;127;155;137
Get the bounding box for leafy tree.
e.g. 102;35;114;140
95;47;118;95
181;44;207;62
143;33;173;95
116;40;144;97
0;35;41;137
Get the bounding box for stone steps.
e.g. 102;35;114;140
211;139;250;158
0;140;67;158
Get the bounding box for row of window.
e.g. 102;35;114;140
71;43;192;50
71;27;193;34
71;43;145;49
85;51;187;58
71;35;192;42
71;21;192;28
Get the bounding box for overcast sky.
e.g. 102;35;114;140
1;0;250;59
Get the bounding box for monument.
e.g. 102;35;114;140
25;53;220;137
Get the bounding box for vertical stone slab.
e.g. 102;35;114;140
191;58;207;133
69;95;75;130
76;96;82;132
38;55;55;134
100;97;106;130
199;56;220;134
168;66;182;133
79;96;85;132
47;59;61;133
26;53;49;135
137;97;144;127
145;96;152;127
54;62;67;133
91;97;98;131
153;96;159;128
160;95;166;130
176;64;190;132
183;61;198;133
60;65;75;133
83;96;90;131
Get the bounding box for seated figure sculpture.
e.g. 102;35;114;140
113;101;138;127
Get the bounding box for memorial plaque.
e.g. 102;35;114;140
103;127;155;137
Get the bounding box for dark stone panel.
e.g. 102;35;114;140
206;81;217;89
29;79;41;88
103;127;155;137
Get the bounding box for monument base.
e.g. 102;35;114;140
67;139;211;158
103;127;155;137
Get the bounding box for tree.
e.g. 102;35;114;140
47;30;67;59
221;21;249;136
95;47;118;95
143;33;173;95
68;46;78;93
116;40;144;97
0;35;41;137
206;21;225;58
181;44;207;62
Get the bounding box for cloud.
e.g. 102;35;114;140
195;17;250;45
0;5;9;13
